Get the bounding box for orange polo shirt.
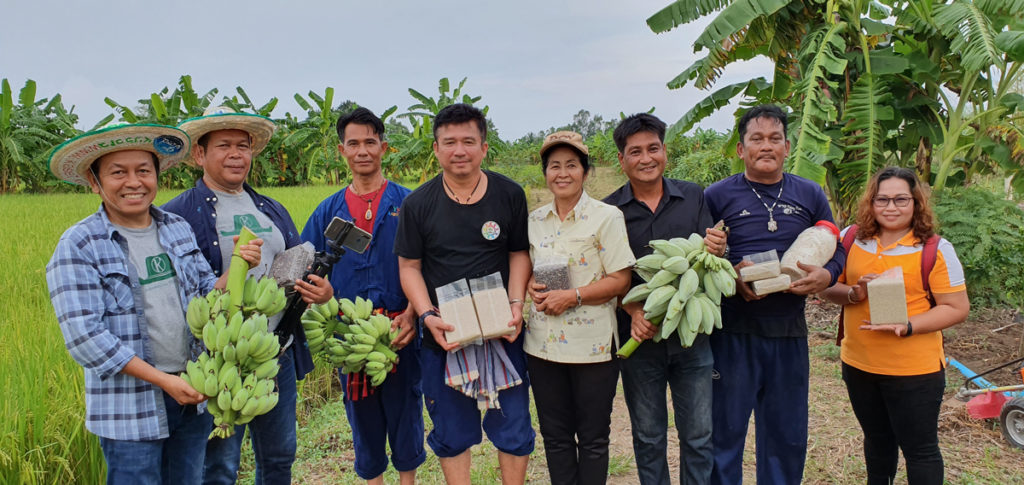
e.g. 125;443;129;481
838;228;967;376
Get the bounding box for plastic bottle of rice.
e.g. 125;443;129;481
780;221;840;279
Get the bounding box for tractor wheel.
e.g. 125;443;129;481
1000;396;1024;450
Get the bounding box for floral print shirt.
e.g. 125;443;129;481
525;191;635;363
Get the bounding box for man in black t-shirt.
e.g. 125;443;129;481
395;104;534;484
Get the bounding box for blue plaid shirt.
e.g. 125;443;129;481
46;205;218;441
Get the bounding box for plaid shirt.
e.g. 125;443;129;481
46;205;218;441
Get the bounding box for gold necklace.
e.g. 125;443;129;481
355;182;385;221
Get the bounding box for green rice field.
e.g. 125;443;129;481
0;185;344;484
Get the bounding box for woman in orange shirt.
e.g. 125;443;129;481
822;167;969;484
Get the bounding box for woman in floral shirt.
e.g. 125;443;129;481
525;131;635;485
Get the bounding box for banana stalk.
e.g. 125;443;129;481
227;226;258;318
616;336;645;359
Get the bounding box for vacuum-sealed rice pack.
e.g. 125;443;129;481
469;272;516;340
436;279;483;347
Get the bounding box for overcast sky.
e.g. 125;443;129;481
1;0;772;140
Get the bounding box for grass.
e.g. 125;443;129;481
6;173;1023;484
0;184;343;484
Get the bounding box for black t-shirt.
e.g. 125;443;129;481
394;170;529;347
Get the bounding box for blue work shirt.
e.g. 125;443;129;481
162;178;314;379
46;206;217;441
704;172;846;337
301;181;411;312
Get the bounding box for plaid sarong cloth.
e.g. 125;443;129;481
444;340;522;409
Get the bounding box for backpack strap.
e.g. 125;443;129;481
835;229;942;347
835;225;858;346
921;234;940;307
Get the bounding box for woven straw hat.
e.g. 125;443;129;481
178;106;276;164
48;123;190;186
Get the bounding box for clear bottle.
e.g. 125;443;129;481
780;221;840;279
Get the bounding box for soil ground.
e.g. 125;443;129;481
540;168;1024;483
280;167;1024;483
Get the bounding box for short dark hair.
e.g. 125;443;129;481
337;107;385;142
433;103;487;141
541;145;590;175
90;151;160;181
738;105;788;142
613;113;666;153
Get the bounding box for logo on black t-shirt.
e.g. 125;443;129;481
481;221;500;240
140;254;176;285
220;214;274;237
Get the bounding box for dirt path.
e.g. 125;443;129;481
286;168;1024;483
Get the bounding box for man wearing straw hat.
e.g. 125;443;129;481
45;123;264;484
163;106;333;484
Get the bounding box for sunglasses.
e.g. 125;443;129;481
873;196;913;208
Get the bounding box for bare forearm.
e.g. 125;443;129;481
507;250;530;301
820;282;854;305
580;270;631;306
909;291;970;334
120;356;171;389
398;257;434;314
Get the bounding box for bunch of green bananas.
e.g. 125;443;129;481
617;233;738;358
182;276;286;439
301;296;400;387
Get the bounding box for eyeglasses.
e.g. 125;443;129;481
873;196;913;208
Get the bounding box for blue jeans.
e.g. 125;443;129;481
203;345;298;485
619;334;713;485
99;391;211;485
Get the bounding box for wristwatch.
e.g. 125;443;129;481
903;321;913;337
417;310;439;327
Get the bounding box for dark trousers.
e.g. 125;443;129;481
527;355;618;485
842;363;946;485
710;333;807;485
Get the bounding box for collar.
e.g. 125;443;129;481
194;177;257;204
605;177;685;206
96;204;167;239
542;191;592;221
873;230;920;250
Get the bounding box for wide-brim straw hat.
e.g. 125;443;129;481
178;106;276;165
48;123;190;186
540;130;589;158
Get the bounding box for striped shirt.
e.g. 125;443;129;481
46;206;218;440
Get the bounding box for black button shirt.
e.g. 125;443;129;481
603;177;714;355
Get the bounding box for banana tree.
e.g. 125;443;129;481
285;88;347;184
392;77;502;182
222;86;278;117
648;0;1023;218
104;75;217;127
0;79;79;193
